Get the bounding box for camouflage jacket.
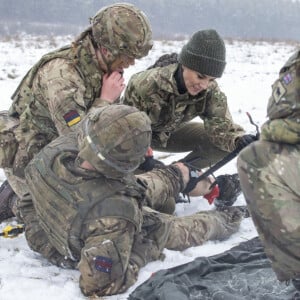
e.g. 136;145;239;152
25;132;144;260
261;50;300;144
123;63;244;151
9;34;107;176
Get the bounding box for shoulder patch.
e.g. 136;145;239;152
273;81;286;103
94;256;112;273
63;110;81;127
282;72;293;85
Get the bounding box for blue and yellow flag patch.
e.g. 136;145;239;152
63;110;81;127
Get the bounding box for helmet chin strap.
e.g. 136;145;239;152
96;46;118;75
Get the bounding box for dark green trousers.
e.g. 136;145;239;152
152;122;229;169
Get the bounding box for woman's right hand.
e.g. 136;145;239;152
100;71;125;103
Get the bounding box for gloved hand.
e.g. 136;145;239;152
235;134;258;151
213;173;242;207
137;147;165;172
138;156;165;172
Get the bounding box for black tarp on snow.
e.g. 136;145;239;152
129;237;299;300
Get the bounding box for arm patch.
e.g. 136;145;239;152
63;110;81;126
94;256;113;273
272;81;286;104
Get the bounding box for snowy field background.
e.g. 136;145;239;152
0;34;298;300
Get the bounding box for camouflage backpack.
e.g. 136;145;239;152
147;53;178;69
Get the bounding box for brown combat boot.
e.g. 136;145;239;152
0;180;16;223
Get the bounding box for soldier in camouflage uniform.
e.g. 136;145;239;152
237;50;300;292
20;104;244;297
0;3;153;222
123;29;257;168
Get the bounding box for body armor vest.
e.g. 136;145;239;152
9;34;102;117
25;134;145;260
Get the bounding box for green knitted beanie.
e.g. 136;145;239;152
178;29;226;78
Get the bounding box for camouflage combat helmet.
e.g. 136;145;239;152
91;3;153;59
78;105;152;174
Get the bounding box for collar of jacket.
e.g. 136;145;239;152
72;34;103;100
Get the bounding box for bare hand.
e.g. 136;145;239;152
100;71;125;103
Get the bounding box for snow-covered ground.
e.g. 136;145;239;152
0;34;298;300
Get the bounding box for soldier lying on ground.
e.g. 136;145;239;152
0;3;153;223
237;50;300;294
20;104;246;297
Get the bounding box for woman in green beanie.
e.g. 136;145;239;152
123;29;256;169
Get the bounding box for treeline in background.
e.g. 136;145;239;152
1;0;299;41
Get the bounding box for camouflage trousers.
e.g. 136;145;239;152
152;122;229;169
237;140;300;282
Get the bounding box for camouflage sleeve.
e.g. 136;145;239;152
203;83;244;152
79;212;168;297
123;70;165;126
136;164;184;214
261;54;300;143
78;217;138;296
33;59;92;135
261;119;300;143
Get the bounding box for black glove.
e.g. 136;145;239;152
138;156;165;172
213;173;242;207
235;134;258;151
